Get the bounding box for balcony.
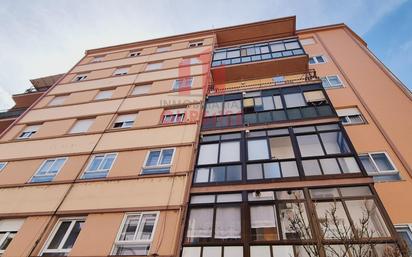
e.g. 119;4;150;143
211;38;308;83
0;108;26;119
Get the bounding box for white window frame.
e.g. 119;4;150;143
30;157;68;183
17;125;40;139
359;152;398;176
188;41;204;48
162;112;185;124
309;55;327;64
395;224;412;250
321;75;343;89
111;212;159;255
0;219;24;255
82;153;117;179
94;90;113;100
91;56;104;63
113;114;136;129
0;162;7;172
142;148;175;172
113;67;129;76
128;50;141;57
73;74;88;82
337;107;365;125
172;77;194;90
40;217;85;256
48;95;68;106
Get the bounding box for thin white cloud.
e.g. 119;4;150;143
0;0;407;109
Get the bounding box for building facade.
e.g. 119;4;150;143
0;16;410;257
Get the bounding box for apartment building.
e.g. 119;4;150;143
0;74;63;133
0;16;410;257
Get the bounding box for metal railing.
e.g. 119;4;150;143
208;69;319;94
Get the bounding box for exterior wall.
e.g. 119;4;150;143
298;27;412;225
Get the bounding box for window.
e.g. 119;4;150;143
113;67;129;76
309;55;326;64
112;213;158;255
198;142;240;165
321;75;343;89
41;218;85;256
0;219;24;255
396;225;412;256
156;45;170;52
172;77;193;90
129;50;141;57
82;153;117;179
303;90;326;105
73;74;88;82
145;62;162;71
142;148;175;174
0;162;7;172
297;131;350;157
48;95;67;106
162;109;185;124
272;76;285;84
69;119;94;134
300;37;316;45
359;152;400;181
113;114;136;129
30;157;67;183
132;84;151;95
94;90;113;100
284;93;306;108
18;125;40;139
91;56;104;63
189;41;204;47
337;107;365;125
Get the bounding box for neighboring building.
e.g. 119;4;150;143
0;16;410;257
0;74;63;133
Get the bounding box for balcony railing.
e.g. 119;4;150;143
208;69;319;94
0;108;26;119
211;38;305;68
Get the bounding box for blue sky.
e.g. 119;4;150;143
0;0;411;109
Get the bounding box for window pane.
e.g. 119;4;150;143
115;245;150;255
250;205;278;240
38;160;54;175
182;247;201;257
346;199;390;238
279;203;311;240
247;164;263;180
190;195;215;204
248;140;269;160
120;215;140;241
320;132;350;154
263;162;281;179
262;96;274;110
338;157;360;173
320;158;341;175
297;135;324;157
210;167;225;182
136;214;156;240
198;144;218;165
281;161;299;177
160;149;174;165
223;100;241;115
371;153;395;171
315;201;351;239
203;247;221;257
194;168;209;183
62;221;84;249
217;193;242;203
88;156;103;171
226;165;241;181
359;155;377;173
310;188;339;199
273;95;283;109
340;186;372;197
146;151;160;166
269;136;294;159
224;246;243;257
276;190;304;200
101;155;115;170
215;207;241;239
205;102;223;117
49;158;66;174
302;159;322;176
186;208;213;239
328;76;342;86
48;221;71;249
284;93;306;108
219;142;240;162
250;246;271;257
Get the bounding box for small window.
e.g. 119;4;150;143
359;152;400;181
30;157;67;183
73;74;88;82
82;153;117;179
132;84;151;95
18;125;40;139
41;218;85;256
284;93;306;108
321;75;343;89
48;95;68;106
173;77;193;90
300;37;316;46
303;90;326;105
309;55;326;64
113;67;129;76
272;76;285;84
69;119;94;134
189;41;203;48
0;219;24;255
396;225;412;256
0;162;6;172
336;107;365;125
113;114;136;128
95;90;113;100
129;50;141;57
162;109;185;124
156;45;170;53
146;62;163;71
91;56;104;63
112;213;158;255
142;149;175;174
